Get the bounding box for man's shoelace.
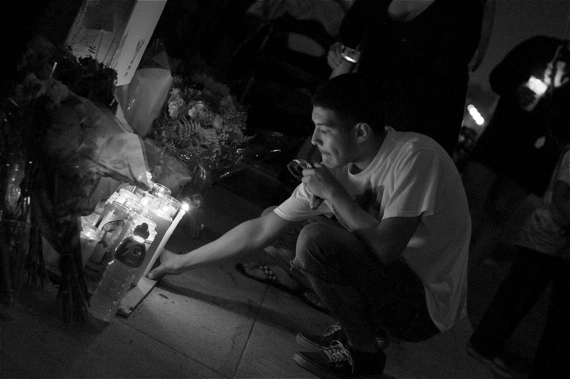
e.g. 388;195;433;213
322;340;354;370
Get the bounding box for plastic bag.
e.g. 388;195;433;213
143;138;192;197
116;39;173;138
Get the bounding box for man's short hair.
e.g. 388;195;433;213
312;73;385;133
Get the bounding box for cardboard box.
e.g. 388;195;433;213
66;0;167;86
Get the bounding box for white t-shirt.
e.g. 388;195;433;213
275;127;471;331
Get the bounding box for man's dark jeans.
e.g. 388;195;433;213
292;220;439;342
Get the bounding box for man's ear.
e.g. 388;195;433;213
354;122;372;142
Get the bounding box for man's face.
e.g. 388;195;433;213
311;106;358;168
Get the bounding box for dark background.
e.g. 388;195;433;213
2;0;569;206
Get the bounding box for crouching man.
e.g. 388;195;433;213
149;73;470;379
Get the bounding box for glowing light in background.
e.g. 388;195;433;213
467;104;485;126
527;76;548;96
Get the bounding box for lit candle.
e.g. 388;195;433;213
158;195;180;219
186;195;203;239
139;193;159;212
186;204;203;239
142;203;189;281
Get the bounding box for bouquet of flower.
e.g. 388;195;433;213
0;35;150;320
152;73;253;181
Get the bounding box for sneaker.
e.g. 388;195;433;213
296;324;389;352
467;343;513;378
294;340;386;379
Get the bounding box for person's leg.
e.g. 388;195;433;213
468;174;528;269
470;247;555;358
462;161;498;239
528;260;570;379
292;222;392;377
292;222;438;346
293;222;380;353
482;177;528;261
237;210;338;312
235;206;301;291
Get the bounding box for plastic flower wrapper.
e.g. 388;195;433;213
26;90;151;323
41;92;151;217
95;133;151;191
0;34;151;320
143;138;192;196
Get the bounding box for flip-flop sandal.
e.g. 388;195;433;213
235;263;300;295
236;263;331;315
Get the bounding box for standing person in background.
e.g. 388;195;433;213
463;35;570;268
326;0;490;156
468;117;570;378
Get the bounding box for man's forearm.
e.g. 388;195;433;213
326;188;396;260
327;188;420;263
328;187;380;233
178;218;274;271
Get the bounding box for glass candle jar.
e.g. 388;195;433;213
98;201;130;230
94;192;120;227
80;224;103;267
134;187;147;200
150;183;171;198
157;195;181;220
106;211;157;254
117;188;139;204
139;192;160;212
124;198;144;215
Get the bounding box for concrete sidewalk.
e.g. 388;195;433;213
1;184;545;378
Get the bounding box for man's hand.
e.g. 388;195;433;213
547;61;569;88
301;162;345;201
327;42;344;70
147;249;187;280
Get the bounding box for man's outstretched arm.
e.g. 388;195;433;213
148;211;298;279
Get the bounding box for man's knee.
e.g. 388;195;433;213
293;222;352;283
296;222;338;256
294;222;355;272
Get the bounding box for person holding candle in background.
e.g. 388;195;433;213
148;73;470;379
463;35;570;269
467;102;570;379
325;0;490;156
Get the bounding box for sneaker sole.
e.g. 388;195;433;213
293;353;383;379
467;346;513;378
293;353;338;379
296;333;390;352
